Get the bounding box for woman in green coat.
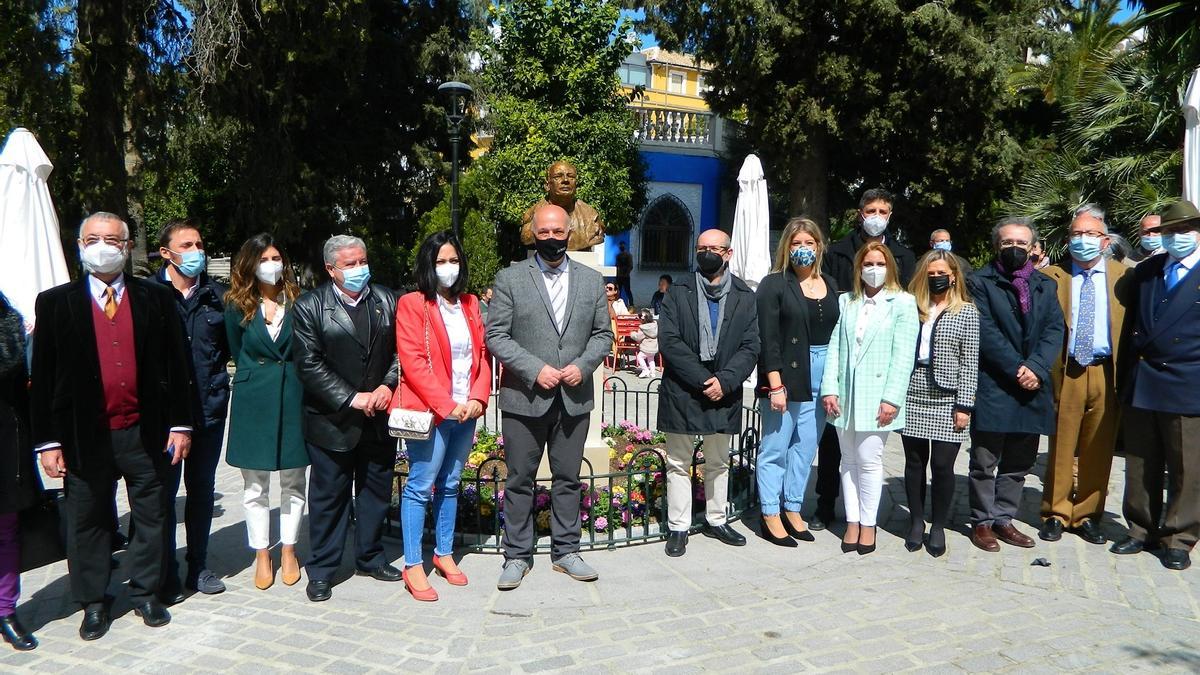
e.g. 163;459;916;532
225;233;308;591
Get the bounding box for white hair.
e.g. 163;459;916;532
78;211;131;240
1072;203;1108;232
323;234;367;265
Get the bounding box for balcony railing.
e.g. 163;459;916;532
632;107;716;149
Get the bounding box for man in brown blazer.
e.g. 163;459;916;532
1040;204;1133;544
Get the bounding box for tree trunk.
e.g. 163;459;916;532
124;65;150;277
75;0;129;219
787;132;829;233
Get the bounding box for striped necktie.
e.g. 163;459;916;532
103;286;118;321
545;268;566;331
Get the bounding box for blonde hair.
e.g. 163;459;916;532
851;241;903;298
772;217;826;274
908;250;973;321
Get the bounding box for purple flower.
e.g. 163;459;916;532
594;516;608;530
611;497;622;508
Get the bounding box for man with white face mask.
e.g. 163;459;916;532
812;188;916;531
1039;204;1132;546
30;212;194;640
1127;214;1164;266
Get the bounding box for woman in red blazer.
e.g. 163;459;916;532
392;230;491;601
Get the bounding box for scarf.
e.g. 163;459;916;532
696;271;731;361
994;259;1035;314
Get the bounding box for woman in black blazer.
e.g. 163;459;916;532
755;217;840;546
900;251;979;557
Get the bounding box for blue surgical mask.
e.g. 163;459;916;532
340;265;371;293
1068;234;1103;263
932;241;952;252
789;246;816;267
170;249;207;278
1163;232;1199;260
1141;234;1162;252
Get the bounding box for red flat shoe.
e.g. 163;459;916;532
432;555;468;586
402;567;438;602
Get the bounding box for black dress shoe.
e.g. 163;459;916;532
355;563;402;582
1038;518;1064;542
1163;548;1192;571
0;614;37;651
702;524;747;546
1110;536;1145;555
665;531;688;557
133;600;171;627
159;579;187;606
758;522;797;548
79;605;110;641
1073;519;1106;545
781;517;815;542
306;579;332;602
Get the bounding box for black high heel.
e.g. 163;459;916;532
782;514;816;542
857;526;877;555
841;523;860;553
905;520;925;553
926;527;947;558
758;520;798;548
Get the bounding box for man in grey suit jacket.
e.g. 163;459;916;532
486;204;613;589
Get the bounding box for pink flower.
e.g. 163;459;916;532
594;516;608;530
625;444;635;453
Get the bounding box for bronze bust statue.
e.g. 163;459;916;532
520;160;606;250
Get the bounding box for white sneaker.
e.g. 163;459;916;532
638;370;649;378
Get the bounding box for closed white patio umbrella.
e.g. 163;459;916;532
729;153;771;291
0;127;70;329
1184;67;1200;204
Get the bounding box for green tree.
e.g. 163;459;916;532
445;0;647;264
638;0;1051;250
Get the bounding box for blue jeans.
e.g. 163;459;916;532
757;345;828;516
401;418;477;567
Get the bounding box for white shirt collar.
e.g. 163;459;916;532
88;273;126;302
535;254;569;275
1071;260;1107;277
333;283;366;307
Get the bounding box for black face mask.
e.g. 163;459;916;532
696;251;725;277
535;236;569;262
999;246;1029;270
927;275;952;295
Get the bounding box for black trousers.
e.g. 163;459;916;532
305;440;395;582
65;426;166;608
501;399;588;561
162;421;226;582
968;431;1039;527
814;422;841;517
900;435;961;529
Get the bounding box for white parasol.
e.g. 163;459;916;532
0;128;70;329
728;153;771;291
1184;67;1200;204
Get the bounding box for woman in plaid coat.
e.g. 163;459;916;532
899;251;979;558
821;242;919;554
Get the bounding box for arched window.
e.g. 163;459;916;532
639;195;693;269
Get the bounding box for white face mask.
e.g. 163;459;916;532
80;242;128;275
862;214;889;237
861;265;887;289
256;261;284;285
435;263;460;289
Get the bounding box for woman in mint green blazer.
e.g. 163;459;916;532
821;241;919;554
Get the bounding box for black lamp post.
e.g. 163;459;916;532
438;80;473;241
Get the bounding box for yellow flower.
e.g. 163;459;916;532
613;485;627;495
609;448;618;460
468;452;488;466
622;452;633;464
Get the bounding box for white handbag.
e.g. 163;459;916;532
388;304;435;441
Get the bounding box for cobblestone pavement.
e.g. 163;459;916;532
6;374;1199;673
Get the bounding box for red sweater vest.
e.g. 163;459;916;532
92;291;140;430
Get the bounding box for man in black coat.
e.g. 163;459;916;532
811;188;916;530
292;235;399;602
154;219;230;598
31;212;193;640
657;229;760;557
965;216;1064;553
1111;200;1200;571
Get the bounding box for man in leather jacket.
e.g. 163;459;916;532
292;235;399;602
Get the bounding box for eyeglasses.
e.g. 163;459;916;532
696;246;728;254
1070;231;1106;239
82;236;129;247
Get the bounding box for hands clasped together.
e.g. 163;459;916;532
536;364;585;390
